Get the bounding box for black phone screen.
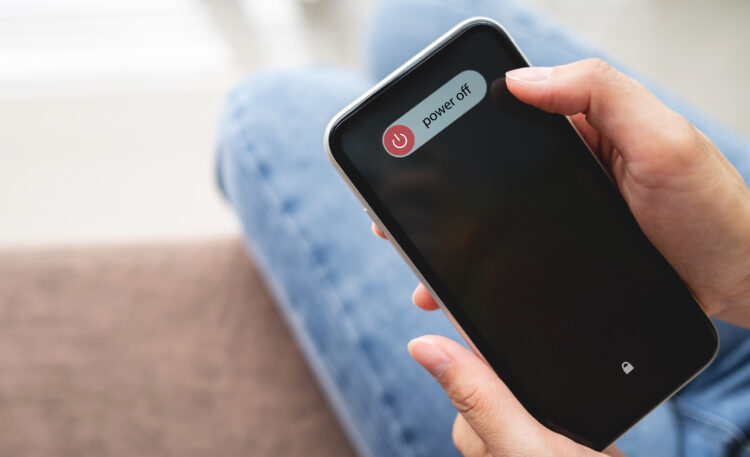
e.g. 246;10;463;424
327;21;717;449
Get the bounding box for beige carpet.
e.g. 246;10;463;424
0;238;355;457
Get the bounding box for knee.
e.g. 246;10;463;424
215;66;367;199
365;0;526;80
218;66;366;153
365;0;464;80
217;70;296;152
216;70;286;200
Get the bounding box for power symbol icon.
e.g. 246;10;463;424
391;133;408;149
383;125;415;157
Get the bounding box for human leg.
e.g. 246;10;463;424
217;66;463;457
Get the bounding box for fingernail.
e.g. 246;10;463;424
506;66;552;82
408;337;451;377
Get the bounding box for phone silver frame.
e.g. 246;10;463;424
323;16;717;450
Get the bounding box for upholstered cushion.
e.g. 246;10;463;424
0;238;354;457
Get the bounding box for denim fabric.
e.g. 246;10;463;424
216;1;750;456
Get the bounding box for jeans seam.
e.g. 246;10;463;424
225;127;420;457
672;398;750;452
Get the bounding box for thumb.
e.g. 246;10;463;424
505;58;693;161
408;335;600;456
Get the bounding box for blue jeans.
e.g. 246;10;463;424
216;1;750;456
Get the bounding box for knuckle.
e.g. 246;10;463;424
648;118;703;166
668;119;701;151
578;59;630;102
581;58;630;94
450;383;485;416
583;58;616;79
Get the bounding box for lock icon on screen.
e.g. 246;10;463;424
621;361;635;374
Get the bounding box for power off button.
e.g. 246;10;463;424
383;124;415;157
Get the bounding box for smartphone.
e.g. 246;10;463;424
324;17;718;450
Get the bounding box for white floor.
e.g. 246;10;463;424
1;0;748;247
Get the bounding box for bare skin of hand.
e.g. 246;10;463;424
371;58;750;456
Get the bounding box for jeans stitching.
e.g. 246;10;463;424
224;125;421;457
673;398;750;452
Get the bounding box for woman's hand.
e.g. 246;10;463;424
407;335;626;457
505;59;750;327
372;59;750;456
376;58;750;326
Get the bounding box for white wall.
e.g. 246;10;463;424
0;0;747;247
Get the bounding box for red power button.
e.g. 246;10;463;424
383;125;415;157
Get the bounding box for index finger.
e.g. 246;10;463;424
371;223;387;239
